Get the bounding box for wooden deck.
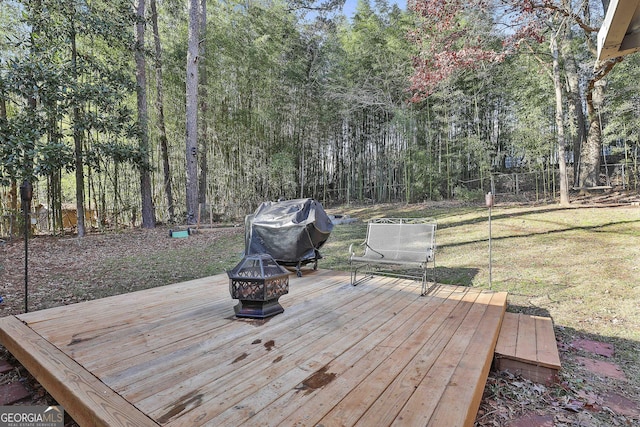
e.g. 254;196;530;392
0;269;507;427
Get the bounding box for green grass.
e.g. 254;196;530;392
322;203;640;341
318;202;640;401
5;201;637;424
25;202;639;372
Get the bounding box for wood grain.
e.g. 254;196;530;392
0;316;157;427
2;270;509;427
494;312;561;384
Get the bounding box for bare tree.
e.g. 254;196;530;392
198;0;209;217
150;0;175;223
136;0;156;228
185;0;200;224
70;14;86;237
561;34;586;187
551;30;569;205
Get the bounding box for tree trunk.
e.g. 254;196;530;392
24;0;40;182
551;34;569;205
47;109;63;234
579;79;606;188
561;38;586;187
575;1;620;189
50;170;62;234
1;99;17;237
136;0;155;228
198;0;209;214
70;23;86;237
150;0;175;224
185;0;200;224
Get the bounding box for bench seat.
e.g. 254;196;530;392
349;218;436;295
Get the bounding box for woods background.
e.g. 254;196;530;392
1;0;639;237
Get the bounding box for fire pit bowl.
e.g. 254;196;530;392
227;253;290;318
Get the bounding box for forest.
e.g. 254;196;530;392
1;0;639;236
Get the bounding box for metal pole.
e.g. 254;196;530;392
486;192;493;289
488;204;492;289
24;204;28;313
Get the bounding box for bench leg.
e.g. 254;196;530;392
420;262;437;296
351;263;364;286
350;262;362;286
421;269;427;296
350;263;372;286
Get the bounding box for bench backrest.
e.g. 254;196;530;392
363;219;436;263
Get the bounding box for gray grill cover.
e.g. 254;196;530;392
245;198;333;265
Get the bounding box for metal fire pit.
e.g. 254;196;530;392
227;253;290;318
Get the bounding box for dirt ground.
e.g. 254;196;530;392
0;192;639;426
0;226;241;425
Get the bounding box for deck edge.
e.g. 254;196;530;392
463;291;508;427
0;315;158;427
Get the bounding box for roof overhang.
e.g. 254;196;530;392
597;0;640;61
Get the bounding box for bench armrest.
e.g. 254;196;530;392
349;241;366;259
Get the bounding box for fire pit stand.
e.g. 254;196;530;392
227;253;290;318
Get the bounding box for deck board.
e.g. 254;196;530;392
0;270;507;427
427;292;507;426
0;316;156;427
494;312;561;384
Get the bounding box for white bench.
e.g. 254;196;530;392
349;218;437;295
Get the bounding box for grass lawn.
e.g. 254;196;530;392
319;201;640;425
323;202;640;342
1;198;638;425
